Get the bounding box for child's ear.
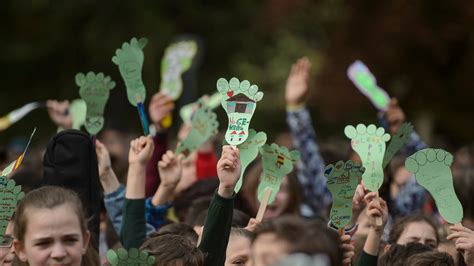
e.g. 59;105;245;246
13;239;27;262
82;230;91;255
383;244;391;253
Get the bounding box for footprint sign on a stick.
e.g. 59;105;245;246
107;248;155;266
325;160;364;229
405;149;463;224
345;124;390;192
0;179;25;242
217;77;264;146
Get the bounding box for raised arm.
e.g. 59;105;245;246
285;57;330;217
199;145;241;266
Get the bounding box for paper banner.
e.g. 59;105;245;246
69;99;87;130
180;93;222;123
382;122;413;168
76;72;115;135
1;128;36;178
257;143;299;204
347;60;390;111
175;100;218;157
160;40;198;100
325;160;364;229
106;248;155;266
0;179;24;242
405;148;463;224
224;129;267;193
344;124;390;192
112;37;148;106
217;77;264;146
0;102;45;131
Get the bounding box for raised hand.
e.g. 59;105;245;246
128;136;154;166
285;57;311;106
46;100;72;129
385;98;405;134
340;234;355;266
217;145;241;198
148;92;174;129
95;140;120;194
364;192;388;231
158;150;182;188
447;224;474;265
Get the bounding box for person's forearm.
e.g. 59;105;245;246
126;164;147;199
218;183;235;199
363;229;383;256
151;185;175;206
100;169;121;194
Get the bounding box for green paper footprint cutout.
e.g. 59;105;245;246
217;77;264;146
0;179;24;242
405;148;463;224
325;160;365;229
382;122;413;168
344;124;390;192
106;248;155;266
175;101;219;157
112;37;148;106
258;143;299;204
180;93;222;123
160;41;198;100
77;72;116;135
69;99;87;130
231;129;267;193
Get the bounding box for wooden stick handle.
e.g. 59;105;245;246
338;227;345;237
256;188;272;222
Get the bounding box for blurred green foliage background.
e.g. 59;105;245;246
1;0;473;148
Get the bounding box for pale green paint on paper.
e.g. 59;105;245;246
382;122;413;168
179;93;222;123
69;99;87;130
106;248;155;266
0;179;24;242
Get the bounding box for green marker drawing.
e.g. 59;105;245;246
0;179;25;242
229;129;267;193
175;101;218;157
348;60;390;111
106;248;155;266
77;72;116;135
69;99;87;130
382;122;413;168
257;143;300;204
405;148;463;224
325;160;365;229
217;77;264;146
344;124;390;192
160;41;198;100
112;37;148;106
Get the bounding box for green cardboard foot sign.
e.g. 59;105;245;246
382;122;413;168
69;99;87;130
257;143;299;204
112;37;148;106
344;124;390;191
0;179;24;242
347;60;390;111
180;93;222;123
175;100;219;157
405;148;462;224
106;248;155;265
217;77;264;146
325;160;364;229
160;40;198;100
76;72;116;135
231;129;267;193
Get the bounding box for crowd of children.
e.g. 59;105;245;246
0;56;473;266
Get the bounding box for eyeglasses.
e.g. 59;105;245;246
0;236;13;248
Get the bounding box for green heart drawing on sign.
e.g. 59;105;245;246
106;248;155;266
175;101;219;157
112;37;148;106
224;129;267;193
324;160;365;229
344;124;390;192
217;77;264;146
0;178;24;242
257;143;300;204
382;122;413;168
69;99;87;130
77;72;116;135
347;60;390;111
405;148;463;224
160;41;198;100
